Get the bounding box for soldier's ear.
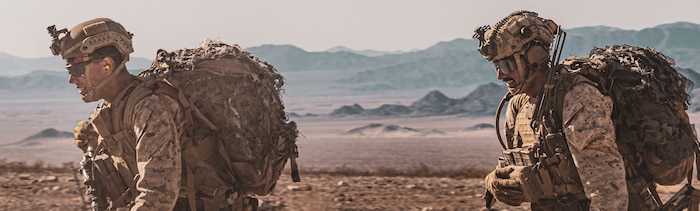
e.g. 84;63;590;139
102;56;115;72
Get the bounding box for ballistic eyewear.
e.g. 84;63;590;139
65;58;102;77
493;56;518;75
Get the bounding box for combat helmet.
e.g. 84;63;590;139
473;11;560;72
48;18;133;62
47;18;134;102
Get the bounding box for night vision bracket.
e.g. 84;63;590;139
47;25;68;56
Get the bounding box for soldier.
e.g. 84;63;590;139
474;11;627;210
49;18;255;210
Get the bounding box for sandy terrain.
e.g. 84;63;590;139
0;87;513;210
2;72;700;210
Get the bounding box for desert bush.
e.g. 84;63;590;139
297;163;490;178
1;159;490;178
0;159;76;173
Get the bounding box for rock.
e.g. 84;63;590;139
330;104;364;116
337;181;349;186
286;185;311;191
286;185;302;191
18;174;31;180
333;196;353;202
41;176;59;182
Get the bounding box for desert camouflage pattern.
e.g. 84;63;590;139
505;83;626;210
473;11;559;62
139;40;299;198
88;80;186;210
561;83;627;211
560;45;696;187
129;94;184;210
85;40;297;210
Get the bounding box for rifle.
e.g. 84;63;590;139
660;183;700;211
80;145;107;211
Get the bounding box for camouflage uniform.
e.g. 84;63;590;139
129;95;184;210
505;83;627;210
92;83;184;210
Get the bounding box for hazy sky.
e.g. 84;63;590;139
1;0;699;59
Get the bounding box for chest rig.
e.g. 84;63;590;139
495;78;588;207
88;79;163;209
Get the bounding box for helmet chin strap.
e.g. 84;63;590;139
509;54;531;95
80;60;127;103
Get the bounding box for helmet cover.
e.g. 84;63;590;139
48;18;133;62
474;11;559;61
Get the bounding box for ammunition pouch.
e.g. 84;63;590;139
498;146;587;204
90;153;137;209
500;148;537;167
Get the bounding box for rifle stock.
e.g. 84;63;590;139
661;183;700;211
80;146;106;211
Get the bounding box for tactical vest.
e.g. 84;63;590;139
89;78;237;210
89;79;156;209
503;92;589;210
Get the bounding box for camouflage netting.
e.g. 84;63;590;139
139;40;298;196
560;44;697;185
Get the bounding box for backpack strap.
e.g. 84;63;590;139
141;77;238;209
551;70;598;126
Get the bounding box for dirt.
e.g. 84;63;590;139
256;174;527;211
0;170;534;211
0;172;89;211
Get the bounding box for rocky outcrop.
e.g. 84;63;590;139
330;82;507;117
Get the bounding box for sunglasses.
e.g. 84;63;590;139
493;56;518;75
66;58;102;77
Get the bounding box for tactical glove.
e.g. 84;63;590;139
484;166;524;206
74;120;98;153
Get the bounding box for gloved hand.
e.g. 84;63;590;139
484;166;524;206
74;120;98;153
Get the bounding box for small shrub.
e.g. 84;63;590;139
295;163;490;178
0;159;77;173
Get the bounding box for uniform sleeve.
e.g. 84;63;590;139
130;95;182;210
562;83;627;211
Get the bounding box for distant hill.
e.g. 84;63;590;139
325;46;409;57
246;44;381;71
0;53;152;76
0;71;73;91
246;22;700;90
343;123;446;137
330;83;508;117
3;22;700;94
1;128;72;147
563;22;700;68
0;69;145;91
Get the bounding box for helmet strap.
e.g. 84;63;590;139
80;58;127;103
509;53;530;95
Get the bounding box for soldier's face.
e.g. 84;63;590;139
67;58;105;101
494;56;524;94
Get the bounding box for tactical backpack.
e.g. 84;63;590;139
554;44;699;208
137;40;300;207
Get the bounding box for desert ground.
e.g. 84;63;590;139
1;68;698;210
0;87;513;210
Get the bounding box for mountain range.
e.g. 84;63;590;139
325;46;413;57
0;53;152;76
2;21;700;103
329;83;507;117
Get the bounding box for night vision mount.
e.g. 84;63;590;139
47;25;68;56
